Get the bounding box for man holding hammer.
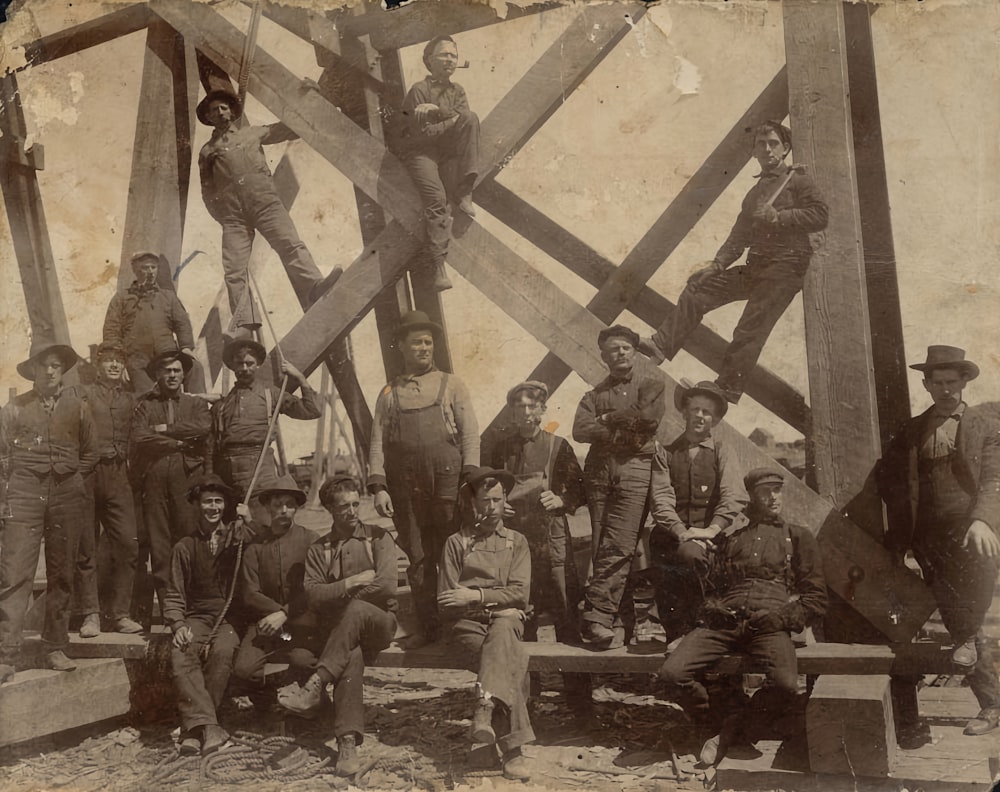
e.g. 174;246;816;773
637;121;828;405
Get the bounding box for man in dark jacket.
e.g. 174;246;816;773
131;350;212;621
638;121;829;404
877;345;1000;741
659;468;827;766
103;251;205;393
574;325;665;648
72;341;143;638
0;343;98;681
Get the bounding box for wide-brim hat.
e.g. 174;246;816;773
673;378;729;419
909;345;979;381
186;473;240;505
16;343;80;380
223;338;267;369
463;466;516;495
256;473;307;507
395;310;442;341
745;467;785;492
197;88;243;126
146;349;194;379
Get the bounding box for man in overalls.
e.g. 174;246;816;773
208;339;319;498
368;311;479;646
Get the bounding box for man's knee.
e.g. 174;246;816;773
658;656;687;687
769;666;799;695
232;648;263;682
675;540;710;568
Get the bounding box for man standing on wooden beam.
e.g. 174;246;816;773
395;34;480;292
368;311;479;648
574;325;664;649
197;88;324;320
0;342;98;681
637;122;828;405
877;346;1000;742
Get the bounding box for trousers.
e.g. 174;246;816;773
651;265;803;397
0;469;84;659
646;530;714;640
171;617;240;732
74;459;138;620
448;614;535;753
582;452;653;628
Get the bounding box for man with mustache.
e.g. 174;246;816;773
0;342;97;681
368;311;479;647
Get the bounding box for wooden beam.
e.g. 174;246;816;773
0;73;73;354
17;4;152;71
783;0;883;513
117;18;197;290
843;1;911;450
476;179;810;434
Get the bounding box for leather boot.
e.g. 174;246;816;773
502;748;531;781
335;733;364;777
79;613;100;638
278;673;325;718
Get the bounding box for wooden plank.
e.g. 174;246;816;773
843;1;911;451
476;179;810;434
493;66;791;428
0;73;73;355
117;18;197;290
440;213;934;640
783;0;883;510
18;4;152;71
0;659;131;747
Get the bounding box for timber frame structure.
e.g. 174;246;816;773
2;2;935;647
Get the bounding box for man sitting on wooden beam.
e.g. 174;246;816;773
574;325;665;649
438;467;533;782
395;34;481;292
877;345;1000;742
637;121;828;405
658;468;827;766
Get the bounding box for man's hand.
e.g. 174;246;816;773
437;587;481;608
374;490;394;517
257;610;289;637
280;360;307;386
686;262;723;289
540;490;564;512
753;203;779;225
414;103;440;124
503;502;517;518
964;520;1000;559
679;526;717;543
172;624;194;651
236;503;252;522
181;348;196;358
347;569;377;591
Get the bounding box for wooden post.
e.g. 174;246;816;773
117;19;197;290
308;366;330;506
0;73;73;361
783;0;883;513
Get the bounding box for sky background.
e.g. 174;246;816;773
1;0;998;466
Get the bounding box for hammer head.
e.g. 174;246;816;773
788;163;807;174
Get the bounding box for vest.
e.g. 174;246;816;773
668;437;720;529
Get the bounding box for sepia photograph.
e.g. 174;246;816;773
0;0;998;788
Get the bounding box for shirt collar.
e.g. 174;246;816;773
460;522;509;541
932;401;966;421
754;164;788;179
32;385;63;401
399;365;438;383
604;369;635;386
426;75;452;87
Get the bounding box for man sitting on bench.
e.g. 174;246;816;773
658;468;827;766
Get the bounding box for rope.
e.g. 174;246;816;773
237;2;263;107
200;536;245;663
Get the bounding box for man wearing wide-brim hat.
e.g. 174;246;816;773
196;86;323;322
0;342;98;681
71;340;143;639
642;379;748;642
877;345;1000;742
131;349;212;624
103;250;205;394
367;310;479;647
208;339;319;498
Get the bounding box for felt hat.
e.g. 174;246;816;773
196;88;243;126
597;324;640;349
395;310;443;341
673;378;729;419
16;342;80;380
908;345;979;381
506;380;549;406
256;474;307;507
463;466;516;495
145;349;193;379
222;338;267;369
744;467;785;492
186;473;240;506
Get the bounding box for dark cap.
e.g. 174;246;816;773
506;380;549;406
95;340;127;360
463;466;515;496
744;468;785;492
597;324;640;349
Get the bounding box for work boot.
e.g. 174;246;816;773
335;733;363;777
699;715;740;766
201;724;229;755
952;639;978;669
79;613;101;638
278;673;324;718
115;616;143;635
46;650;77;672
456;195;476;218
0;663;15;684
471;698;496;744
432;262;453;292
897;719;933;749
178;734;201;756
714;379;742;405
502;748;531;781
581;620;617;650
636;336;666;365
963;707;1000;736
